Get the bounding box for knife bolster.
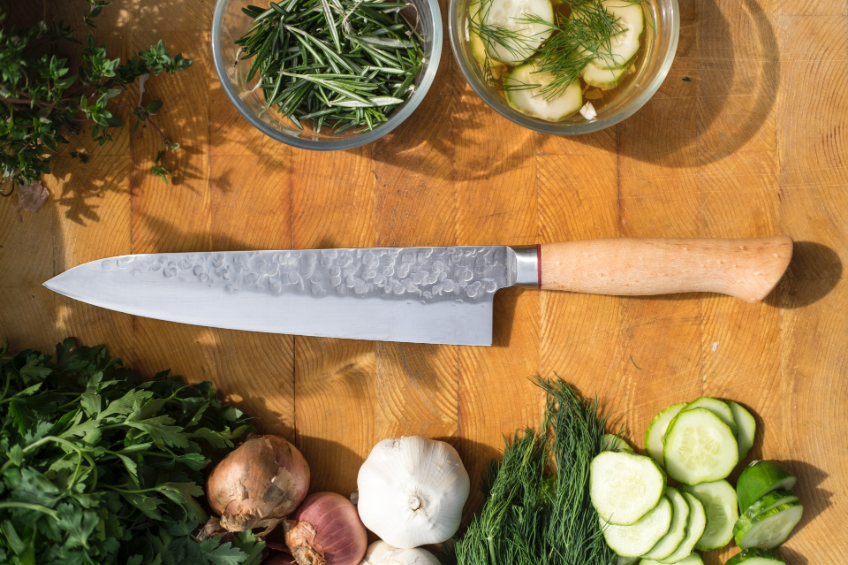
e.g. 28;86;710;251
511;245;541;288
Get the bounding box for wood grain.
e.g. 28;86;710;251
1;0;847;562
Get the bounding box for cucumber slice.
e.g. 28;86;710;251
642;487;690;561
590;0;644;70
617;556;639;565
590;452;667;526
733;502;804;549
728;402;756;460
601;496;673;557
480;0;554;64
725;548;786;565
736;461;797;513
679;480;739;550
658;493;706;565
504;62;583;121
602;434;634;453
663;408;738;485
683;397;738;437
642;554;704;565
582;62;628;89
741;490;799;522
645;403;686;467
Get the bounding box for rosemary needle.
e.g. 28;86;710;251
237;0;424;132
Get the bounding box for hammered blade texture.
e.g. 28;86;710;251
99;246;513;303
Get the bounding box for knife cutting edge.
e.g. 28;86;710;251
43;237;793;346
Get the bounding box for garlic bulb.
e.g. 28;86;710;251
357;436;470;548
359;541;441;565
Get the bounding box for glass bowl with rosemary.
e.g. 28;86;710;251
212;0;441;150
449;0;679;134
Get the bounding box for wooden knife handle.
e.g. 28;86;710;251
539;236;793;303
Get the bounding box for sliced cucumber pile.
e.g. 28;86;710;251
680;480;738;551
617;556;640;565
736;461;797;513
728;402;756;460
601;496;673;557
644;403;686;467
481;0;554;64
641;487;689;561
664;408;738;485
505;62;583;121
725;548;786;564
590;451;666;526
592;400;806;563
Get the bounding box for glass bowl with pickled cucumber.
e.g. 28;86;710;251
449;0;679;134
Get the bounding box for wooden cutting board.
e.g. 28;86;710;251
1;0;845;562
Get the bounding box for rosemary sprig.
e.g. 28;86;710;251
470;0;644;100
454;376;615;565
237;0;423;133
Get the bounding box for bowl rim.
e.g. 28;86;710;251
447;0;681;135
211;0;444;151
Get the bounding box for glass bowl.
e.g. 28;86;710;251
448;0;680;134
212;0;443;150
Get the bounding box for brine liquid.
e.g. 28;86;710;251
470;0;657;120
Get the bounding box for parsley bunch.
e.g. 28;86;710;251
0;338;266;565
0;1;192;200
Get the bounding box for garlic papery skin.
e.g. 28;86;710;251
357;436;470;549
359;541;441;565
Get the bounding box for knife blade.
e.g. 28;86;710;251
43;237;793;346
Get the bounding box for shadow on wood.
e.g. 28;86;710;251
575;0;778;169
765;241;843;309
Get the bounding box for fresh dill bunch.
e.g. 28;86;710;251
453;376;616;565
469;0;645;99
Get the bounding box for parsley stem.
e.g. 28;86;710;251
0;502;59;520
2;435;99;492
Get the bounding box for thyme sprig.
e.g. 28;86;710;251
454;376;615;565
237;0;423;133
0;4;192;198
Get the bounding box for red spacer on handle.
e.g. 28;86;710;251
536;244;542;289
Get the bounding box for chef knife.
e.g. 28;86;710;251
44;236;793;346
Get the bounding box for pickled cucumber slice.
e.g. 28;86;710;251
733;502;804;549
583;0;644;70
480;0;554;64
582;62;628;89
725;548;785;565
645;403;686;467
663;408;738;485
590;451;667;526
658;493;706;564
680;480;739;551
683;397;738;437
601;496;673;557
504;62;583;121
736;461;797;513
642;487;690;561
728;401;756;460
